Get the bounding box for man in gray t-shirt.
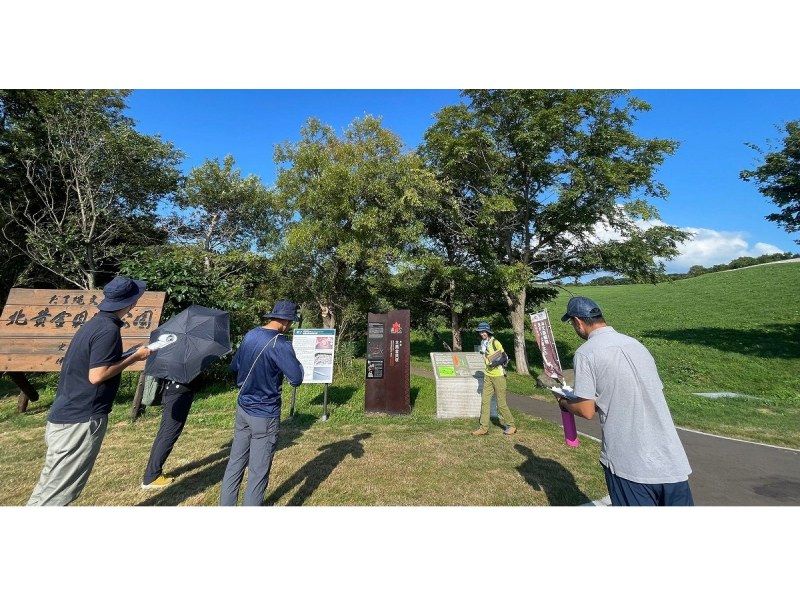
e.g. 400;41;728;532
556;296;694;506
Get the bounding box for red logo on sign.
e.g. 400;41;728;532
390;322;402;334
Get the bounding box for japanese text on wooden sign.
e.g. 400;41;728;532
0;288;166;372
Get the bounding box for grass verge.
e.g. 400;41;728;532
0;365;606;506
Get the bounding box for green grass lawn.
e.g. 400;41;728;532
0;364;606;506
413;263;800;448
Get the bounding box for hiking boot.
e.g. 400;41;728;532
471;427;489;436
141;475;174;490
503;425;517;436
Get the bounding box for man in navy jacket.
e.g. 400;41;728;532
219;300;304;506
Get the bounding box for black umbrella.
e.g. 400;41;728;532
144;305;231;383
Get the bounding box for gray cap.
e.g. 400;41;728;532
561;296;602;322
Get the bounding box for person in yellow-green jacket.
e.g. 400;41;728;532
472;322;516;436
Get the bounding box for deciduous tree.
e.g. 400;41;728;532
0;90;182;289
422;90;688;374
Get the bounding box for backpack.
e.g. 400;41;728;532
141;375;165;407
487;338;510;368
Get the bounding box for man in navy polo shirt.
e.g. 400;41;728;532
556;296;694;506
219;300;304;506
27;276;154;506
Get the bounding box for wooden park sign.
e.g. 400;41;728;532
1;288;166;411
1;288;166;372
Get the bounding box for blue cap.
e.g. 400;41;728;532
561;296;602;322
97;276;147;311
261;300;301;322
474;321;494;335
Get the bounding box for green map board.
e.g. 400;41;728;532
437;366;456;377
430;352;485;379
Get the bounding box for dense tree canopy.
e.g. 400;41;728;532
169;154;277;269
0;90;182;289
421;90;689;374
270;116;439;341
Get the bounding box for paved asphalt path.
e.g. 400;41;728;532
411;367;800;506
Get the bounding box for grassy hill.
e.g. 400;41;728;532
413;262;800;447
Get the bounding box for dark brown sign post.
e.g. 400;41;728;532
365;309;410;415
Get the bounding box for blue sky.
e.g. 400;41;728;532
126;89;800;272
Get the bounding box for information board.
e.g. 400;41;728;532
431;352;486;378
292;328;336;384
430;351;495;419
1;288;166;372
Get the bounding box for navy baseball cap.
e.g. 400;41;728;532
561;296;603;322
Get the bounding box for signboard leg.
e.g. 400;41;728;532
289;386;298;418
321;383;329;421
130;373;145;422
8;372;39;413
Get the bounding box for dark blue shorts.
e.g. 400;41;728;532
603;465;694;506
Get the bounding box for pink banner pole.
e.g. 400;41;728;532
560;405;580;447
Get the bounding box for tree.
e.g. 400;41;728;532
399;183;510;350
741;120;800;244
271;116;439;342
120;245;276;346
422;90;688;374
0;90;182;289
168;154;277;270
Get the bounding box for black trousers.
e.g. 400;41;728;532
143;382;195;484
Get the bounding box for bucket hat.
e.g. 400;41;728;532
97;276;147;311
260;300;301;322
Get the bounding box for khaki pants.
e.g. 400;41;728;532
480;375;515;429
27;416;108;506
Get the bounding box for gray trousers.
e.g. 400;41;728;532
27;416;109;506
219;405;279;506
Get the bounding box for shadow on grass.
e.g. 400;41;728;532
642;324;800;359
410;386;420;410
514;444;591;506
0;400;51;423
0;373;53;422
136;412;318;506
309;385;358;408
265;433;372;506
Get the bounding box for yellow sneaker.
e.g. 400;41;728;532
141;475;174;490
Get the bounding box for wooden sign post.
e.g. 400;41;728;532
365;310;411;415
1;288;166;412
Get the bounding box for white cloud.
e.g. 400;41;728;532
663;227;785;271
753;242;784;255
587;214;786;273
